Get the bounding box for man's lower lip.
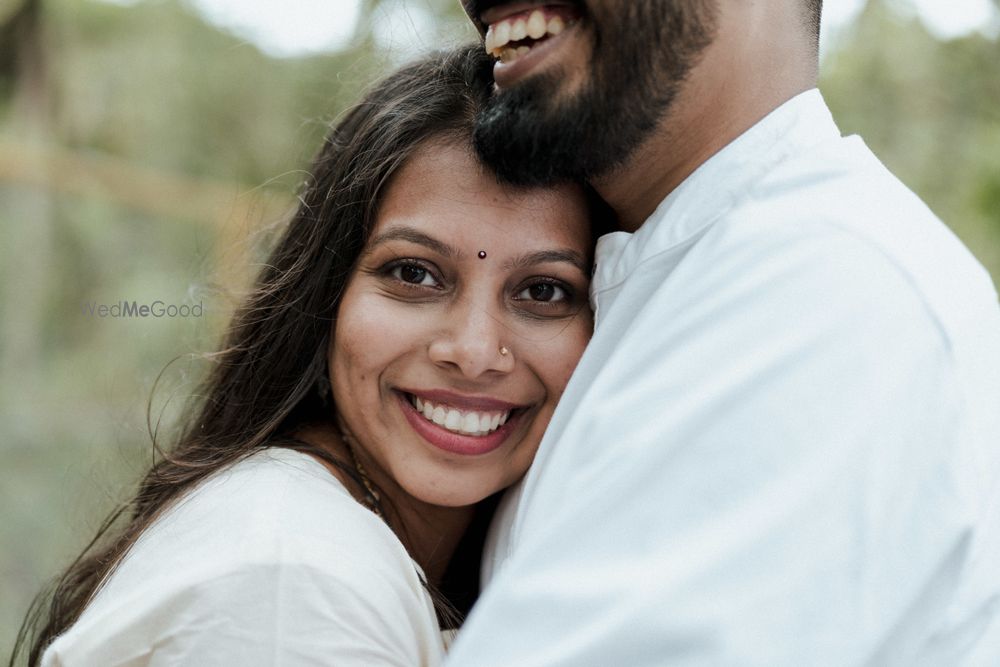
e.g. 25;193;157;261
492;24;576;89
397;393;518;456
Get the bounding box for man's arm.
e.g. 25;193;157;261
446;231;969;666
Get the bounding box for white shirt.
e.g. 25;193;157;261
43;447;448;667
446;89;1000;666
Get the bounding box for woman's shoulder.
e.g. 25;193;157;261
43;448;444;666
128;447;419;582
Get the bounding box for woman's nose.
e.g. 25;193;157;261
427;301;515;379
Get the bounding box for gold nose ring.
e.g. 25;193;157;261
499;346;510;356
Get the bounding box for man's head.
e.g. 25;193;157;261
461;1;823;187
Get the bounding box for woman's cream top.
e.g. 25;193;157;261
42;447;447;666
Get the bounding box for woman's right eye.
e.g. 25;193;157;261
385;261;440;288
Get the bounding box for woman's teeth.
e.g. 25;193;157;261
484;9;568;64
411;396;510;437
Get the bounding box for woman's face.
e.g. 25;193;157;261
330;141;593;508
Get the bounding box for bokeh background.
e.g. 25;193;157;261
1;0;998;658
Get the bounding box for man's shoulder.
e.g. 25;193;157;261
742;133;976;272
736;132;946;247
704;137;998;344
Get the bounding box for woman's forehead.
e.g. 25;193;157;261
375;142;593;251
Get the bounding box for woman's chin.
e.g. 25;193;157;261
402;475;507;509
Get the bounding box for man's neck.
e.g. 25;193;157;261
595;8;819;232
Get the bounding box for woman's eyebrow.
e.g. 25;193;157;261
505;249;589;274
365;228;587;274
365;227;458;258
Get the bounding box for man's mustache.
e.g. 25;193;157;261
461;0;505;20
463;1;585;30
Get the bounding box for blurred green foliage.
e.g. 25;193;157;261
1;0;998;659
822;0;1000;273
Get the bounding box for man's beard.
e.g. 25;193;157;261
473;1;717;186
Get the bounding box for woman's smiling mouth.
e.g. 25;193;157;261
397;390;527;456
410;394;511;436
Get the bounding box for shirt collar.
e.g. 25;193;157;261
592;88;842;292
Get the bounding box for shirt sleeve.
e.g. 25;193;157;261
445;230;970;665
45;559;442;667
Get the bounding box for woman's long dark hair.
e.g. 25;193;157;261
12;44;508;666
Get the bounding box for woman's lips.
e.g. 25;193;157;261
396;392;524;456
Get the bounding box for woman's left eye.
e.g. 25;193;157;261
514;281;570;303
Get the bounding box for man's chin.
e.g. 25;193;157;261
474;77;589;186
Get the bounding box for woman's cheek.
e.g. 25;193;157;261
539;316;592;396
338;294;448;380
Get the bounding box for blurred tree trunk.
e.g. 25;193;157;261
1;0;54;409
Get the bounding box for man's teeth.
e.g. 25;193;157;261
484;9;567;63
412;396;510;437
